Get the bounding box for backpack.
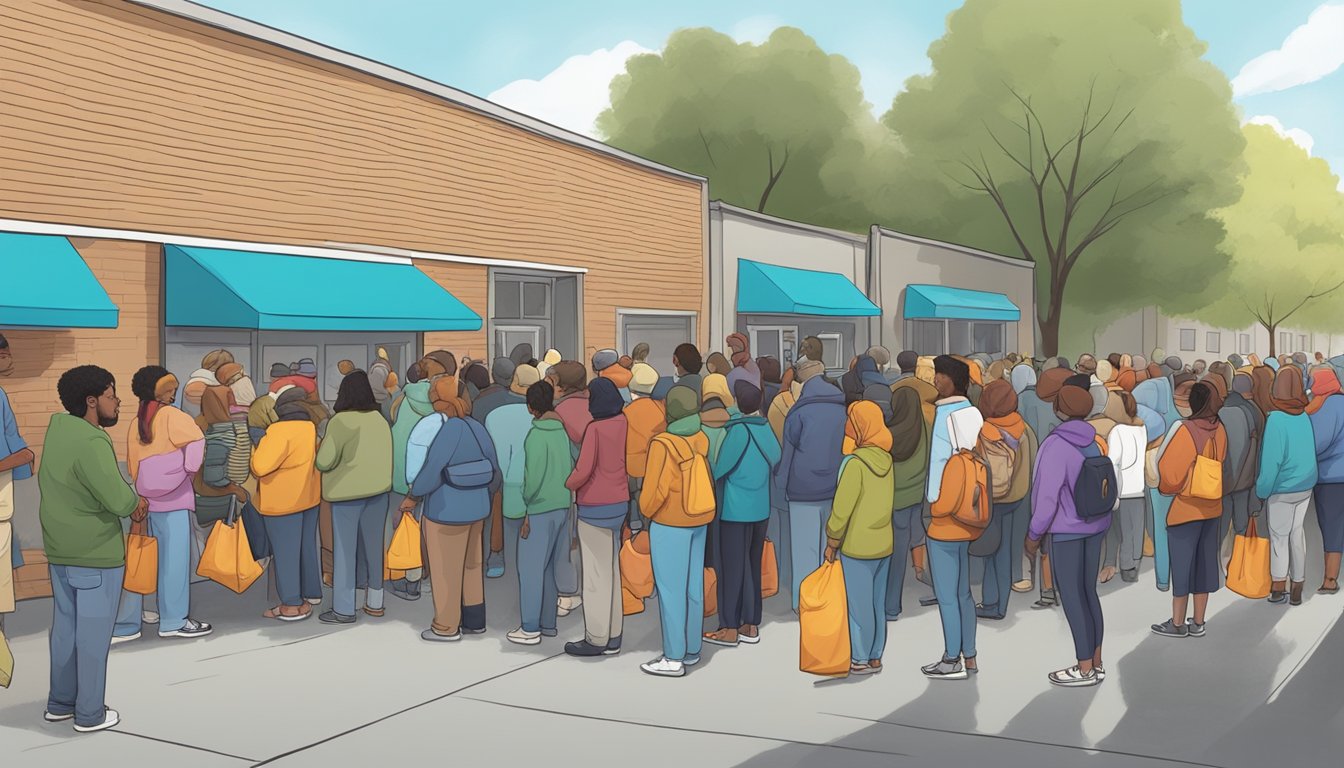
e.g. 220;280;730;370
1231;406;1260;493
1074;438;1118;521
654;434;716;519
932;449;992;534
1185;428;1224;501
979;429;1018;502
440;421;495;490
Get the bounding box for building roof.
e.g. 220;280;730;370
710;201;868;245
873;226;1034;270
130;0;706;185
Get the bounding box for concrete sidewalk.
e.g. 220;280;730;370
2;533;1342;767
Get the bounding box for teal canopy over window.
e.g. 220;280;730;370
903;284;1020;321
0;233;119;328
165;245;482;331
736;260;879;317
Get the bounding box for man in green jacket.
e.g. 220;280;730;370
39;366;146;733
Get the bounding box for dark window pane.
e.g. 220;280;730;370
495;280;521;319
522;282;548;318
973;322;1003;355
948;320;970;355
914;320;944;356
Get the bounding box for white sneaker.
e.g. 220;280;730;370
556;595;582;617
306;597;323;606
73;708;120;733
43;711;74;723
141;610;159;625
159;618;213;639
640;657;685;678
1048;665;1099;688
110;632;140;646
507;627;541;646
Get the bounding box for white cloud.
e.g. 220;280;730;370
1232;4;1344;97
1246;115;1316;154
730;15;784;45
487;40;653;137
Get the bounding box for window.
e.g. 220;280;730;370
1280;332;1291;353
323;344;368;402
1206;332;1220;354
1179;329;1196;351
522;282;549;318
818;333;844;371
911;320;945;357
1299;335;1308;353
261;345;317;384
948;320;971;356
1239;334;1251;354
972;322;1005;355
495;279;521;319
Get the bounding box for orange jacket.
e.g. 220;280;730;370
639;430;713;527
250;421;321;516
1157;423;1227;525
624;398;667;479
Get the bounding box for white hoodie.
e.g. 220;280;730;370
926;396;986;503
1106;423;1147;499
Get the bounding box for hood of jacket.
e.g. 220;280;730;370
797;376;845;407
403;381;434;418
941;398;984;451
1051;418;1098;448
849;445;894;477
1133;378;1171;441
531;415;567;433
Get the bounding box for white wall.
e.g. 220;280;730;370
1094;309;1341;363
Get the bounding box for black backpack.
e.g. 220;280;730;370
1073;439;1118;521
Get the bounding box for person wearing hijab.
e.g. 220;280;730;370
1150;382;1228;638
557;379;630;656
115;366;209;643
509;343;536;369
705;382;779;649
725;333;761;396
1249;364;1277;422
1308;368;1344;593
705;352;732;378
886;387;931;620
368;348;396;419
536;348;561;379
974;379;1037;619
1089;360;1114;415
252;386;323;622
758;356;783;416
1257;368;1320;605
894;356;939;431
1089;391;1146;584
821;401;895;676
1027;375;1109;687
640;386;715;678
699;373;735;463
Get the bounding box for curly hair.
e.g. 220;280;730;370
57;365;115;417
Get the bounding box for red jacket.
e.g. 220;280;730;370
566;414;630;506
270;375;317;396
555;392;592;445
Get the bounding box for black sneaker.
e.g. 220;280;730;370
1187;621;1206;638
564;640;607;657
921;657;968;680
159;618;213;639
391;586;420;602
1120;569;1139;583
1151;619;1188;638
604;636;622;655
319;611;356;625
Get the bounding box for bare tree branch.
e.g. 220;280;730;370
955;158;1035;262
698;128;717;169
1277;274;1344;326
757;143;790;213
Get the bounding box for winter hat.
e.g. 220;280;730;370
274;387;310;421
866;346;891;369
297;358;318;378
337;360;357;376
1164;356;1184;374
1095;359;1114;384
896;350;919;373
631;343;650;363
508;343;534;366
1036;367;1075;401
665;386;700;422
511;364;541;395
630;362;659;395
202;349;234;372
491;357;517;387
552;361;588;394
705;352;732;376
269;362;291;379
464;362;491;392
734;381;763;415
1076;354;1098;376
591;348;620;373
1054;374;1095;419
215;362;244;387
587;378;625;420
796;359;825;383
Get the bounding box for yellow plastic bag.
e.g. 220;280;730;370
799;559;849;677
1227;517;1271;599
197;507;263;594
622;587;645;616
386;510;423;571
1;625;13;689
123;518;158;595
619;532;654;600
761;538;779;598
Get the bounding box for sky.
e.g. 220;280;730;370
196;0;1344;188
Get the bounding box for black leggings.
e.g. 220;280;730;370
1051;532;1105;661
716;520;768;628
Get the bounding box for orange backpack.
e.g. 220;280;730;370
653;434;716;519
932;448;992;534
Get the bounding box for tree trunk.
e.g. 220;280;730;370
1039;310;1061;360
1265;322;1277;358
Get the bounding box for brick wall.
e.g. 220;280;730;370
2;239;159;462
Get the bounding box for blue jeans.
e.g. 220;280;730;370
1148;490;1173;588
928;538;976;660
331;494;389;616
650;522;707;662
517;509;566;633
1051;532;1106;661
787;500;829;611
886;504;920;619
842;555;889;664
115;509;193;635
263;507;322;607
979;498;1024;617
48;564;123;727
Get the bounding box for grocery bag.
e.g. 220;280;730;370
1;626;13;688
761;538;779;598
123;518;158;595
386;510;423;571
799;560;849;676
703;567;717;617
622;586;645;616
1227;517;1271;599
619;531;654;599
196;500;264;594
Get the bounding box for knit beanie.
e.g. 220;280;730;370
630;362;659;395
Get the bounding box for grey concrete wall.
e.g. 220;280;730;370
870;228;1036;357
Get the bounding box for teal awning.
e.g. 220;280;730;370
0;233;119;328
165;245;482;331
736;260;879;317
904;284;1020;321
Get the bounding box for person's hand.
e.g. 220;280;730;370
233;487;250;504
823;545;838;563
520;517;530;540
1024;536;1040;560
398;497;418;516
131;496;149;522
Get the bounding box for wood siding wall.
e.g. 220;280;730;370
0;0;705;358
2;239;160;461
415;260;489;361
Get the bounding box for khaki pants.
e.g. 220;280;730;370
0;470;14;614
424;519;484;636
577;521;622;647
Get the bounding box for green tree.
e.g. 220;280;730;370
597;27;881;229
1197;125;1344;357
880;0;1245;357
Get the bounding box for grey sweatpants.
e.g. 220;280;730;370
1103;497;1145;573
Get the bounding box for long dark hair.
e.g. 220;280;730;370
334;371;378;413
131;365;171;444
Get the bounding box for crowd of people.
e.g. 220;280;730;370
5;326;1344;731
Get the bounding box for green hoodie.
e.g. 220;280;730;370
38;414;139;568
317;410;394;502
391;381;434;495
522;415;574;515
826;446;895;560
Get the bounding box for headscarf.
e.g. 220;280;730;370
843;400;893;455
665;386;700;424
701;373;734;409
274;387;311;422
553;361;587;395
705;352;732;377
1250;366;1277;418
1054;375;1094;420
1308;368;1343;415
196;385;235;430
588;378;625;420
1271;367;1309;416
1010;363;1037;394
888;387;926;463
1036;367;1074;402
601;363;634;390
431;375;470;418
978;378;1026;441
1183;381;1224;453
726;332;752;368
757;356;782;385
915;356;936;386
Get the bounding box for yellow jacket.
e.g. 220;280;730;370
639;429;713;528
250;421;321;516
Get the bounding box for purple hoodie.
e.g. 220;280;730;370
1028;419;1112;540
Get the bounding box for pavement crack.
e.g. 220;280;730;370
458;696;912;759
196;631;339;662
108;728;257;762
250;651;567;766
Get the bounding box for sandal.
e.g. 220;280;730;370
1320;581;1340;595
363;606;386;617
849;663;875;675
263;605;311;622
702;629;739;647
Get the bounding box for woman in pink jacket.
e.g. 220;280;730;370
113;366;212;643
563;378;630;657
